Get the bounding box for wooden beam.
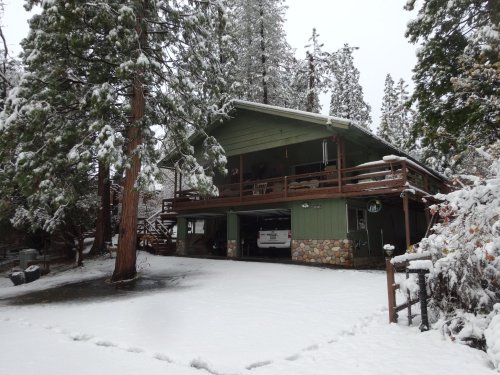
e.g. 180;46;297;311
239;154;243;201
403;193;411;250
337;136;343;193
174;169;178;196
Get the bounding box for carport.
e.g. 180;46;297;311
234;208;291;260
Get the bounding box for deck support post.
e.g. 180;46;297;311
403;192;411;250
174;169;178;198
239;154;243;201
336;136;343;193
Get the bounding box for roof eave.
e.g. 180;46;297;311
232;99;350;130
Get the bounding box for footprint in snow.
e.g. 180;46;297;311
246;360;273;370
303;344;319;351
126;347;144;353
190;358;222;375
285;354;301;361
153;353;173;363
94;339;118;348
70;333;94;342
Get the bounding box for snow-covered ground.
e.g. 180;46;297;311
0;255;495;375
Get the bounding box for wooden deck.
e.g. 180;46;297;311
172;159;445;211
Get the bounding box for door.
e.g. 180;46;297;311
346;206;370;257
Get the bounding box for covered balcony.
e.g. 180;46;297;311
170;137;445;211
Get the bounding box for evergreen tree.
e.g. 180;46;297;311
0;0;230;281
0;4;21;112
378;75;414;151
329;44;372;129
304;28;330;113
405;0;499;168
394;78;414;150
229;0;295;106
378;74;398;143
280;56;308;110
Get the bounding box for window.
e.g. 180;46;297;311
348;207;366;232
187;219;205;234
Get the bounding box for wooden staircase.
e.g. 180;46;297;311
137;199;176;255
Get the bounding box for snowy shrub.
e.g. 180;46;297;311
414;142;500;352
485;304;500;371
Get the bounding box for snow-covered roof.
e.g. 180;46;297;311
232;99;351;128
231;100;446;180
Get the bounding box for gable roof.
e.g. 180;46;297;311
161;99;445;180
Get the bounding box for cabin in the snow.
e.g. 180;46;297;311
147;100;448;267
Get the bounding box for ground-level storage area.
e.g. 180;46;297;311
174;194;428;268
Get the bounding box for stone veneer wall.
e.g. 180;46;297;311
176;239;186;256
292;239;353;267
227;240;238;258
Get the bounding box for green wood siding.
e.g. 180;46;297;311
291;199;347;240
211;110;333;157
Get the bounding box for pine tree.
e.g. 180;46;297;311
229;0;295;106
0;0;230;281
378;74;398;143
378;75;414;151
394;78;414;150
405;0;499;168
329;44;372;129
0;5;21;112
304;28;330;113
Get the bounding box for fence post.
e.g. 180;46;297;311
386;257;397;323
417;270;430;331
408;268;431;331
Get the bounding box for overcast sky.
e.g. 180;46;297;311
2;1;419;130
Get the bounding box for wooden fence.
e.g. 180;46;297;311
386;252;432;325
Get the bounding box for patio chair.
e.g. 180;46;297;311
252;182;268;195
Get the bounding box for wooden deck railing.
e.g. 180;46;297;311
171;159;444;210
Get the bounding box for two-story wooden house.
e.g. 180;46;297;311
151;100;447;267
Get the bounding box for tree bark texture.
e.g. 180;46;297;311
259;3;268;104
89;161;111;255
112;3;146;282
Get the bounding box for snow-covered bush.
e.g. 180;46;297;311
485;304;500;371
415;142;500;356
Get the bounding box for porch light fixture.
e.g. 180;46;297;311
367;199;382;213
301;202;310;209
383;244;395;257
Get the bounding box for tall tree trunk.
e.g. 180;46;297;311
259;3;268;104
111;2;146;282
89;161;111;255
306;51;315;112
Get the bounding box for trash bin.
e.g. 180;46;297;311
9;271;25;286
25;265;41;283
19;248;38;270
